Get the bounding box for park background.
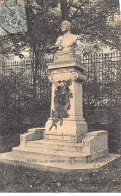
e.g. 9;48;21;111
0;0;121;153
0;0;121;192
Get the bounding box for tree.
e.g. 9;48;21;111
0;0;120;58
0;0;119;100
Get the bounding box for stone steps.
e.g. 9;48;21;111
12;144;109;164
12;146;88;164
0;152;119;172
0;130;113;171
26;140;84;152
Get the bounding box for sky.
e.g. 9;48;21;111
119;0;121;13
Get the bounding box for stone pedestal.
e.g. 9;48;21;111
0;50;119;172
45;51;87;142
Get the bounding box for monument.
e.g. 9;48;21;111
45;20;87;142
0;21;120;171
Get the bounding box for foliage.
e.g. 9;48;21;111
0;0;120;58
49;80;73;130
0;63;51;135
107;103;121;153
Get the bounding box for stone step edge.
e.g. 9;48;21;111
12;146;109;160
44;132;83;136
27;140;83;147
0;157;96;172
12;146;89;158
0;153;119;172
26;143;83;153
43;138;82;143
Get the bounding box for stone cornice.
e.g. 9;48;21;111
48;71;86;83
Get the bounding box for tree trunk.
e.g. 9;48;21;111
32;47;36;99
60;0;69;20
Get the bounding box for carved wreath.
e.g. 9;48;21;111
49;80;73;130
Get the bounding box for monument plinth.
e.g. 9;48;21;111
45;51;87;142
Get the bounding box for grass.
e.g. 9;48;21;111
0;156;121;192
0;130;121;193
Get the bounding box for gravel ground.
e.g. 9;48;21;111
0;156;121;192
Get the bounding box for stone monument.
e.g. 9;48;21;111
0;21;120;171
45;20;87;142
43;20;109;162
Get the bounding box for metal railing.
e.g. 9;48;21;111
0;51;121;132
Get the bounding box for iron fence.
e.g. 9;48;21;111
83;51;121;126
0;51;121;132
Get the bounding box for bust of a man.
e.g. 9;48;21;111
55;20;77;52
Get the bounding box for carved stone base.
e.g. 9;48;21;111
47;51;87;139
45;117;87;142
0;129;119;172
